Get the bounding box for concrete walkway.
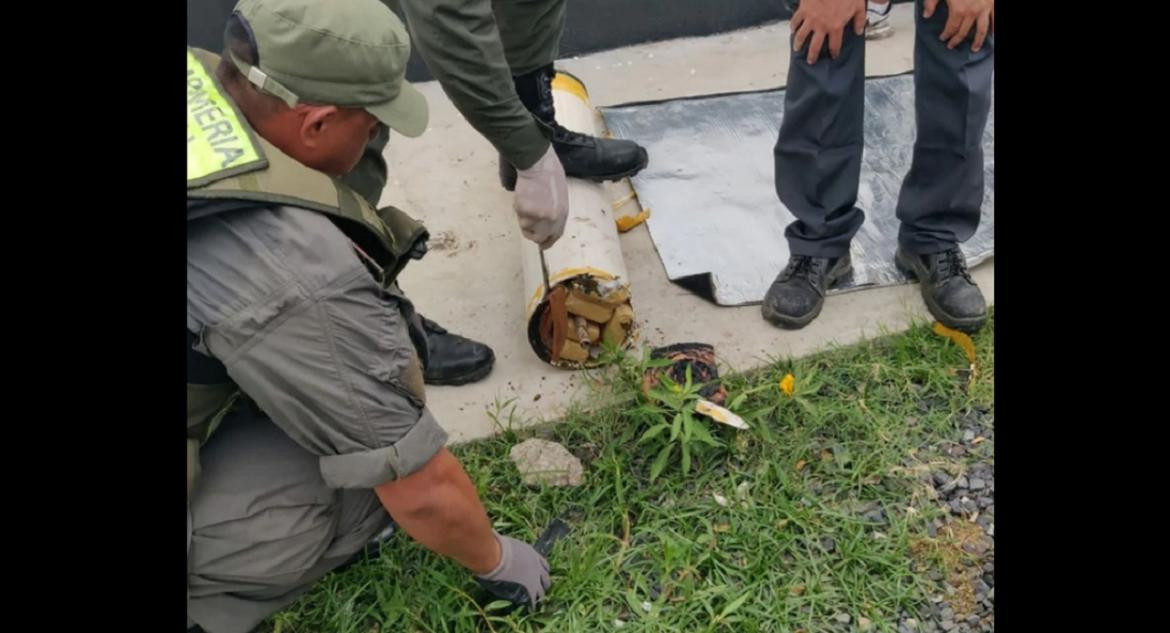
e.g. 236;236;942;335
380;4;993;442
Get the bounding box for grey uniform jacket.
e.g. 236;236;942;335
187;203;448;490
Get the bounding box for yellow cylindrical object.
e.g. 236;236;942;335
521;72;638;368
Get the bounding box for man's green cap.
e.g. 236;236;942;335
227;0;428;137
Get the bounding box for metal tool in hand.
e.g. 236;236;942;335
539;249;552;296
533;518;570;557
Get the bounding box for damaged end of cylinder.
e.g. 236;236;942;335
528;274;637;368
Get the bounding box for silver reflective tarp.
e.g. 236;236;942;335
601;73;994;306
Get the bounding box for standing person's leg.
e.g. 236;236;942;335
493;0;648;188
187;408;391;633
894;0;993;332
762;18;867;329
492;0;566;76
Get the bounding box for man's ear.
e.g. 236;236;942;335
297;104;340;148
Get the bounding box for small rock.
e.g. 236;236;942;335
821;537;837;552
987;588;994;602
859;617;873;631
969;478;986;491
929;570;944;582
933;471;950;486
977;497;993;509
940;608;954;621
940;620;955;631
641;601;652;613
927;522;939;537
957;476;969;489
509;439;584;487
975;579;990;594
949;500;963;514
903;618;919;629
713;493;729;507
834;613;851;624
988;523;994;537
966;615;980;626
963;430;975;442
614;619;626;628
864;509;886;524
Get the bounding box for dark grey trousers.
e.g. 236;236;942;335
187;410;391;633
774;0;993;258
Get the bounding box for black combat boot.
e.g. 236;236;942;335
761;254;854;329
500;64;648;190
895;246;987;332
421;316;496;386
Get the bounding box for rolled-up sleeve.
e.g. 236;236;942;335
188;206;448;488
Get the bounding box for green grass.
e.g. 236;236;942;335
263;312;994;633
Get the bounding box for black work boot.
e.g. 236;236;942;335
761;254;853;329
421;316;495;386
499;64;649;190
895;246;987;332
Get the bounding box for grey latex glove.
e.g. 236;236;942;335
474;531;552;607
513;144;569;250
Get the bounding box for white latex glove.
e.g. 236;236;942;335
513;144;569;250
